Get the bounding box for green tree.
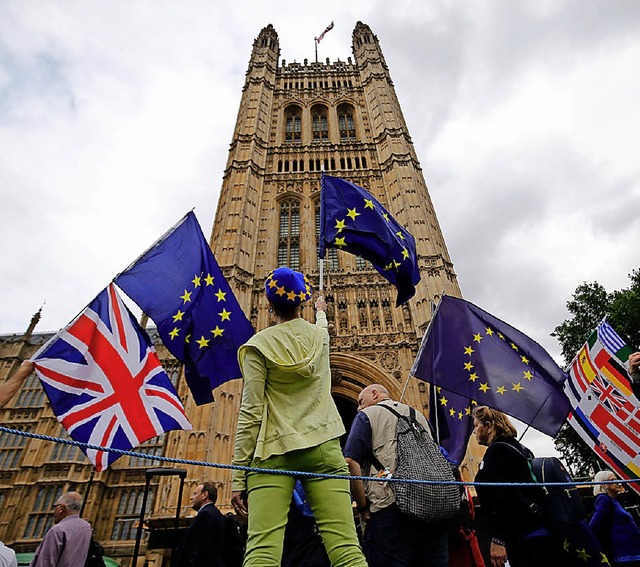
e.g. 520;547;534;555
551;269;640;477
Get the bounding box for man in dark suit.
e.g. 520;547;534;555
173;482;228;567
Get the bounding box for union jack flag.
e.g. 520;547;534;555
589;374;628;414
32;283;192;470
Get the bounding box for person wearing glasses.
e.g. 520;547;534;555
30;492;92;567
590;471;640;567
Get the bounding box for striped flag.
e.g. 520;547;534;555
563;321;640;495
317;21;334;43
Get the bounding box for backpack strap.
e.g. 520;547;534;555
366;402;412;472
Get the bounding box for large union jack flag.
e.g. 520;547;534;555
32;283;192;470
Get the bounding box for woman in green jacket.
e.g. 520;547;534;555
231;266;367;567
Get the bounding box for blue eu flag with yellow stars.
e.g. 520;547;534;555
318;175;420;306
430;386;477;466
412;295;570;437
115;212;254;405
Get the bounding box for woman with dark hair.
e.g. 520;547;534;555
590;470;640;566
230;266;367;567
472;406;559;567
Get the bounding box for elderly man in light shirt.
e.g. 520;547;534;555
30;492;92;567
0;541;17;567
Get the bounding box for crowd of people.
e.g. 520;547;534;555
1;267;640;567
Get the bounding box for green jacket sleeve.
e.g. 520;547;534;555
232;346;267;491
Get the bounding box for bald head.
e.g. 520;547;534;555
357;384;390;410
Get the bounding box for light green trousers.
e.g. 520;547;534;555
244;438;368;567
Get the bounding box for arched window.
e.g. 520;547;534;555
315;202;339;271
285;105;302;144
312;104;329;142
278;198;300;270
338;104;356;141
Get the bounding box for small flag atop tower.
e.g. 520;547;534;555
316;21;334;43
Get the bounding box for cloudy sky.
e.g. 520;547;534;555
2;2;640;453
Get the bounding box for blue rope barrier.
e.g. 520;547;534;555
0;426;636;488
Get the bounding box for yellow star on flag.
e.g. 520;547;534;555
563;539;571;552
180;290;192;303
512;382;524;393
211;326;224;338
439;396;448;406
576;548;591;561
287;291;297;301
458;411;464;420
464;346;474;355
364;199;374;209
498;332;505;340
192;274;201;287
185;334;191;344
396;231;405;240
521;355;530;364
473;333;483;343
346;207;360;221
268;279;278;289
215;289;227;301
276;286;286;296
464;362;473;371
469;372;479;382
204;273;215;286
382;213;390;221
510;342;519;351
486;327;494;336
449;408;456;417
335;219;346;232
523;370;533;381
219;309;231;321
496;385;507;395
402;248;409;259
196;336;210;348
169;327;180;339
335;236;347;248
479;382;491;393
172;310;185;322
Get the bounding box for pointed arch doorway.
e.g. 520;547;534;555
329;352;401;448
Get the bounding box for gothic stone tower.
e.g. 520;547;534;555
154;21;466;532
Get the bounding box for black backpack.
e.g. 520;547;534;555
377;404;461;522
530;456;587;527
84;536;106;567
495;442;587;528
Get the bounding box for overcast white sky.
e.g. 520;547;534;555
2;1;639;455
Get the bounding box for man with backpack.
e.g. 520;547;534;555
344;384;454;567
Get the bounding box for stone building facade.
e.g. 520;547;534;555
0;22;478;566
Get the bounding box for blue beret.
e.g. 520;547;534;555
265;267;312;306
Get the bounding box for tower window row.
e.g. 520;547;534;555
277;155;368;173
284;103;356;144
283;79;354;90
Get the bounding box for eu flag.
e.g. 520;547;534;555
115;212;254;405
430;386;476;466
319;175;420;306
412;296;570;437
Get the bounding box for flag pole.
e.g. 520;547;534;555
399;292;443;403
315;38;318;63
319;168;325;294
114;209;194;280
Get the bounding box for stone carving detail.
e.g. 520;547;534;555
379;351;399;372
